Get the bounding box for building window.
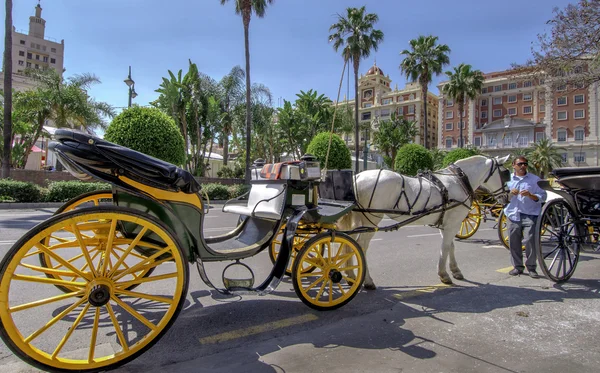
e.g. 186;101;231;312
557;129;567;142
363;103;372;108
508;107;517;116
507;95;517;103
30;42;35;48
408;105;415;114
523;93;532;101
35;54;39;60
481;88;487;94
575;82;585;89
574;128;585;141
474;137;481;147
381;109;390;117
26;62;31;67
493;109;502;117
494;85;502;92
518;134;528;146
42;45;46;51
382;98;391;105
43;56;48;62
18;51;24;56
523;81;532;88
18;60;24;66
481;111;487;119
20;40;25;45
50;58;56;64
557;96;567;106
446;99;454;107
51;47;57;53
460;121;466;129
503;133;512;146
481;99;487;106
574;152;586;163
488;135;497;146
574;94;585;104
361;112;372;121
445;138;453;148
574;109;585;119
36;44;40;49
445;111;453;119
523;106;532;114
445;123;453;130
557;84;567;91
557;111;568;120
27;52;32;59
508;83;517;90
35;64;39;69
535;132;545;142
493;97;502;105
539;104;546;112
561;153;568;163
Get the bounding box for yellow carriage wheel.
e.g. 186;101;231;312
455;202;482;239
497;211;530;251
40;191;153;293
292;232;365;311
269;225;317;276
0;206;188;373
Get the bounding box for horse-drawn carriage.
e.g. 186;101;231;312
0;129;510;372
535;167;600;282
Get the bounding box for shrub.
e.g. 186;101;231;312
306;132;352;170
442;148;479;168
202;183;231;200
217;164;244;179
394;144;433;176
45;181;111;202
228;183;250;199
0;179;42;202
104;106;186;165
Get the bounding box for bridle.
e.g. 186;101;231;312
483;157;510;200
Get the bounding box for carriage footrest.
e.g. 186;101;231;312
222;261;255;292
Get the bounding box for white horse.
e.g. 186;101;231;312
337;155;510;288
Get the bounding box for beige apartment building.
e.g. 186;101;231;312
437;69;600;167
1;3;65;92
336;62;439;165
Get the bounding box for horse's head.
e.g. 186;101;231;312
480;155;511;204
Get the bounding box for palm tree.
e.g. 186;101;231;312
219;65;245;166
2;0;13;178
527;138;565;178
220;0;274;183
400;35;451;149
329;6;384;173
442;63;484;148
373;112;418;165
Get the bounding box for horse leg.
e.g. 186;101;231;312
448;240;464;280
357;232;376;290
438;230;455;284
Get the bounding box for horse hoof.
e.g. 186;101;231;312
440;277;453;285
364;283;377;290
453;273;464;280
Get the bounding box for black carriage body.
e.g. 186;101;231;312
548;167;600;217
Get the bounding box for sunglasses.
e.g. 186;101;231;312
516;162;528;166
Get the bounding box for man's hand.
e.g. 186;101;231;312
520;189;539;201
511;188;519;195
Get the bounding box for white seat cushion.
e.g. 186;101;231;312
223;183;286;220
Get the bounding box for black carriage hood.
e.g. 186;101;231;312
51;129;200;194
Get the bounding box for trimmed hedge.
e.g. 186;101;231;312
442;148;479;168
394;144;434;176
306;132;352;170
0;179;42;202
45;181;111;203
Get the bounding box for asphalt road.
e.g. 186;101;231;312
1;207;599;373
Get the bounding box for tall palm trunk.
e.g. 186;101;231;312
243;11;252;184
2;0;13;178
458;97;464;148
353;58;360;173
180;108;189;169
419;76;429;149
223;98;230;166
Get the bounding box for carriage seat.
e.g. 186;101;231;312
223;182;287;220
551;167;600;179
53;129;200;193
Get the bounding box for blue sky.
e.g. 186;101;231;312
4;0;575;113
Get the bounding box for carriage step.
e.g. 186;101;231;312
222;261;255;292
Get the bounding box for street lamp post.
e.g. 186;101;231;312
124;66;137;107
365;115;379;171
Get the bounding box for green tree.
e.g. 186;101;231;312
104;106;186;165
442;63;484;148
394;143;433;176
527;138;565;178
2;0;13;178
220;0;275;183
400;35;451;149
329;6;384;173
307;132;352;170
373;112;418;167
219;65;245;166
430;148;447;170
442;147;479;168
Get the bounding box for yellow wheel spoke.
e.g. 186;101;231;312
315;279;327;300
302;257;324;270
304;275;325;292
24;297;87;343
88;307;101;362
334;252;354;267
112;296;157;331
106;302;129;352
10;290;85;313
12;273;87;288
336;283;346;295
342;275;356;284
299;270;324;278
114;289;174;305
34;242;92;281
112;247;171;281
19;262;84;278
115;272;178;289
337;265;360;271
100;219;118;276
72;223;98;278
51;303;91;359
107;227;148;277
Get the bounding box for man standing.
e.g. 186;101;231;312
504;156;547;278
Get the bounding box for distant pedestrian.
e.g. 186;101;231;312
504;156;547;278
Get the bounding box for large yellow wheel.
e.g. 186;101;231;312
55;190;113;214
498;210;532;251
292;232;365;311
0;206;188;372
269;225;317;276
455;202;482;239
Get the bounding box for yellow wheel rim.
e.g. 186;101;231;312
0;209;187;372
499;213;529;251
269;225;314;276
292;233;364;310
456;202;482;239
60;192;113;213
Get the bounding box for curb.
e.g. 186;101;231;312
0;200;228;210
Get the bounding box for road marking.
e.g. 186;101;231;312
393;283;453;300
496;266;514;273
482;245;505;249
371;238;382;241
199;314;318;345
406;233;441;238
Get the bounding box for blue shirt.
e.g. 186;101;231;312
503;172;547;221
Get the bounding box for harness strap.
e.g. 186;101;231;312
368;168;384;208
